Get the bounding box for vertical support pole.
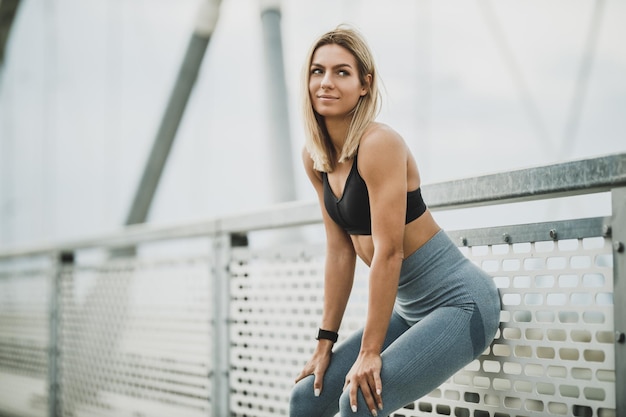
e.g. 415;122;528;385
260;2;296;204
211;233;232;417
48;251;74;417
211;232;248;416
612;186;626;415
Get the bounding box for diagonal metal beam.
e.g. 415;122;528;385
559;0;606;158
0;0;21;65
124;0;221;226
477;0;555;157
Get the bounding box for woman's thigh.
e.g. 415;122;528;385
339;305;480;417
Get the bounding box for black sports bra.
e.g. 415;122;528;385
322;153;427;235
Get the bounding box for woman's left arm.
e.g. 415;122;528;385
343;126;408;414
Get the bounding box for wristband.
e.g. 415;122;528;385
316;328;338;343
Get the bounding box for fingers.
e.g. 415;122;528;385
294;368;308;384
348;384;358;413
349;380;378;415
313;372;324;397
373;372;383;410
294;366;324;397
361;376;379;416
346;374;383;415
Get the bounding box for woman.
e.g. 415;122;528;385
290;26;501;417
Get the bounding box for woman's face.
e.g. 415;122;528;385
309;44;369;120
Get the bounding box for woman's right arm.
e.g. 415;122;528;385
294;148;357;395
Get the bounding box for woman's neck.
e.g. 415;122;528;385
324;116;352;153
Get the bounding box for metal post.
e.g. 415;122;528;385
124;0;221;226
260;1;296;204
211;233;236;417
612;187;626;415
48;251;74;417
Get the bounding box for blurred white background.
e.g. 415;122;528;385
1;0;624;248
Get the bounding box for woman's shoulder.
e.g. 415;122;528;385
357;123;408;179
360;122;406;154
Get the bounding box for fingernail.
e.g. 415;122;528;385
376;389;381;395
314;388;320;397
351;405;357;413
371;409;378;416
378;403;383;410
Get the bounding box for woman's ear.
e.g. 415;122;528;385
361;73;372;96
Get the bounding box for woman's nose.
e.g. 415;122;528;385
320;74;333;89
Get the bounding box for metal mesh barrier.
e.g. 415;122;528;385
0;154;624;417
229;230;616;417
0;259;52;417
0;227;618;417
57;254;214;417
230;242;370;417
414;235;615;417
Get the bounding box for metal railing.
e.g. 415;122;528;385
0;152;624;417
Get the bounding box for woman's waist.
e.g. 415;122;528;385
351;211;440;265
402;211;441;258
398;228;468;284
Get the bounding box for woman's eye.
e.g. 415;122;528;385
338;70;349;76
311;68;323;75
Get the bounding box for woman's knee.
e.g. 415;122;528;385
338;388;375;417
338;390;353;417
289;377;316;417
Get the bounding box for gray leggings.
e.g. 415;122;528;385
289;230;501;417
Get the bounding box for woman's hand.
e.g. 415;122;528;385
295;340;334;397
343;351;383;415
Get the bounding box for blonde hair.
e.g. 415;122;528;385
302;26;381;172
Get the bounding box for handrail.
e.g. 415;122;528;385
0;152;624;259
424;152;626;209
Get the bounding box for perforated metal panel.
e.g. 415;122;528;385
413;236;616;417
229;232;616;417
0;229;619;417
0;270;50;376
57;255;214;417
230;243;325;417
229;243;373;417
0;259;52;417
